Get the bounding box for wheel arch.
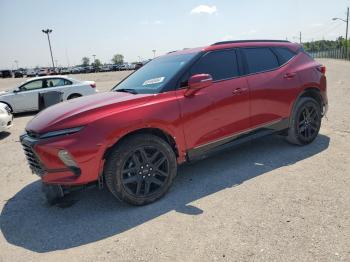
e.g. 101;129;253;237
103;127;179;161
299;87;323;107
0;100;13;112
290;87;323;120
67;93;82;100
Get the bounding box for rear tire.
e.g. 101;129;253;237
67;94;81;100
104;134;177;205
286;97;321;145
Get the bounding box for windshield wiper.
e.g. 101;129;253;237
115;88;138;94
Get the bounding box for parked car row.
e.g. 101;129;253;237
0;63;137;79
1;68;58;78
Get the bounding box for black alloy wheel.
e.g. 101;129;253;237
297;103;321;142
104;134;177;205
121;146;169;197
286;97;322;145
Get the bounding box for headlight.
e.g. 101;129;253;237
40;126;84;139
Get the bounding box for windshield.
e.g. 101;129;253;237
113;53;198;94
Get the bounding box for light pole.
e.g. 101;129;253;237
92;54;96;63
152;49;156;58
333;7;349;56
42;29;55;70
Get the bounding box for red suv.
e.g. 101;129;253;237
21;40;328;205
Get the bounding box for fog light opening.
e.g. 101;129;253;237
58;150;78;168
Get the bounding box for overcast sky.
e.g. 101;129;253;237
0;0;350;69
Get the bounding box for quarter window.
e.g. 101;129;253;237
46;78;70;87
274;47;296;64
190;50;239;81
242;48;279;74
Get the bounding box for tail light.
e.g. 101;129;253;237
317;65;326;75
90;82;96;88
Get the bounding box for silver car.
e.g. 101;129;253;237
0;76;97;113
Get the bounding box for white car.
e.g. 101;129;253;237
0;76;97;113
0;103;13;132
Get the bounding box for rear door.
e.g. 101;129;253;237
177;49;250;151
241;47;300;128
43;78;75;99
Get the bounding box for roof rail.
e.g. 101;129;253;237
212;40;290;46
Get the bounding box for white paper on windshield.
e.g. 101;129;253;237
142;77;165;86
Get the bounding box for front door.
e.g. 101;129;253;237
177;49;250;154
15;79;44;112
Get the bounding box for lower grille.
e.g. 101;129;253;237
4;105;11;115
21;142;45;176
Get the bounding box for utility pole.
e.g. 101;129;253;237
346;7;349;54
42;29;55;70
92;54;96;63
332;7;349;57
299;31;302;44
152;49;156;58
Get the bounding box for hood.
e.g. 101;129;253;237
26;91;152;134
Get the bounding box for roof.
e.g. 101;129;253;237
24;75;73;82
167;40;301;56
211;40;290;45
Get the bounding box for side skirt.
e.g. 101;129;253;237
186;118;289;162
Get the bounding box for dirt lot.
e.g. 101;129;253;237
0;60;349;262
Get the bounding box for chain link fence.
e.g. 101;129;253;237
308;46;350;61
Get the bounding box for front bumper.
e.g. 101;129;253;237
0;113;13;132
20;131;104;185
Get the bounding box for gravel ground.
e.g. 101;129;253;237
0;60;349;262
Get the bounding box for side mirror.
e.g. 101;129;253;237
185;74;213;97
13;89;20;93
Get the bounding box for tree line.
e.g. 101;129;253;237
81;54;124;67
303;37;350;52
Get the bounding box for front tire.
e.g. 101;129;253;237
104;134;177;205
41;183;64;205
286;97;322;145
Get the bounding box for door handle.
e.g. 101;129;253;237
232;87;248;95
284;72;297;79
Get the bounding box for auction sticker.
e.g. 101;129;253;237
142;77;165;86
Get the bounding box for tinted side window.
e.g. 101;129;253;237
274;47;296;64
21;80;43;91
47;78;66;87
191;50;239;81
242;48;279;74
64;79;72;85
